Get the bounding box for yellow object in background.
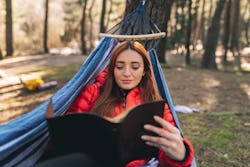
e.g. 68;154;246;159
23;78;44;91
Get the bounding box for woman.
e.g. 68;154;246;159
68;41;194;167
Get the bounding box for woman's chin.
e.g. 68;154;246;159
119;85;134;90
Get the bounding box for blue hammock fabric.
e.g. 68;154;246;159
0;38;118;166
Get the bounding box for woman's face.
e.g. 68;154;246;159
114;49;145;90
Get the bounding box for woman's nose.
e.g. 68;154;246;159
123;67;131;76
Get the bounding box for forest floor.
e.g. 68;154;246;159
0;50;249;166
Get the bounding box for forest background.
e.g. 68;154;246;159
0;0;249;166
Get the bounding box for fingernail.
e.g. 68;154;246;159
144;124;149;129
154;115;159;120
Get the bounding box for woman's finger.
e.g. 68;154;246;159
153;116;180;134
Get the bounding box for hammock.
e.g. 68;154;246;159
0;1;196;166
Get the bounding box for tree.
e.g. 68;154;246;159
61;1;79;44
0;47;3;59
43;0;49;53
5;0;14;56
185;0;192;65
88;0;95;50
222;0;231;64
100;0;107;33
125;0;174;63
80;0;88;55
242;1;250;46
201;0;225;69
199;0;206;46
191;0;200;47
230;0;241;71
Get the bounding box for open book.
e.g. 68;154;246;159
45;100;165;167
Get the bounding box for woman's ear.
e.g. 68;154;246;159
143;71;145;76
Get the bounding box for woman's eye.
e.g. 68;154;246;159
115;66;124;70
132;66;140;70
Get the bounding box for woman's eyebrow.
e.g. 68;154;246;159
131;62;141;64
115;61;125;64
115;61;141;64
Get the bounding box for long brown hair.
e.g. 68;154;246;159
90;41;162;116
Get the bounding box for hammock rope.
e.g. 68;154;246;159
102;1;164;50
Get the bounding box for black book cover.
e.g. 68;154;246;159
46;100;165;167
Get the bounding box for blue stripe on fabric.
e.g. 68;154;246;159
148;49;182;134
0;38;118;166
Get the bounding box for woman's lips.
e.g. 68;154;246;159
121;80;132;84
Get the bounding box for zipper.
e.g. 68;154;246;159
120;89;127;109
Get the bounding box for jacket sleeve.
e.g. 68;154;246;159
158;104;194;167
67;69;108;113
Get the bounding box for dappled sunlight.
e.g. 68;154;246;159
0;54;84;77
202;93;219;112
200;74;221;112
49;47;81;56
202;76;221;88
0;93;53;124
0;84;23;100
240;83;250;100
241;59;250;71
0;55;43;66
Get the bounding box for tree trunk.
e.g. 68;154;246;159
44;0;49;53
125;0;174;63
180;0;186;50
200;0;206;46
242;4;249;46
222;0;231;64
201;0;226;69
105;0;113;30
0;47;3;59
81;0;88;55
185;0;192;65
124;0;138;16
192;0;200;47
5;0;13;57
100;0;106;33
88;0;95;50
230;0;241;71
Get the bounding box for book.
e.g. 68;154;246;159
45;100;165;167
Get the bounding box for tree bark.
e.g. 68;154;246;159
81;0;88;55
5;0;14;56
200;0;206;46
192;0;200;47
0;47;3;59
125;0;174;63
88;0;95;50
44;0;49;53
242;3;249;46
105;0;113;30
185;0;192;65
222;0;231;64
100;0;107;33
230;0;241;70
201;0;226;69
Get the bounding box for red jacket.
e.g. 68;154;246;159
68;70;194;167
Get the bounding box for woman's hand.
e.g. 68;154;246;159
141;116;186;161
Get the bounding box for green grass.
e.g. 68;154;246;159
41;65;82;83
179;111;250;167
